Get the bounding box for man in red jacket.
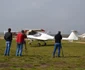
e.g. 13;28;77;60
16;30;27;56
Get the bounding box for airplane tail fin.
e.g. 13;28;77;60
68;30;78;40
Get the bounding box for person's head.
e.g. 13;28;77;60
21;30;24;33
58;31;61;34
8;28;11;32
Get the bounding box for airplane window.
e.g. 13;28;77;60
29;31;37;35
34;33;41;37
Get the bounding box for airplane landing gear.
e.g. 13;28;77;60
38;43;41;46
43;41;46;46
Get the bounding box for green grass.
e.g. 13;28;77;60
0;39;85;70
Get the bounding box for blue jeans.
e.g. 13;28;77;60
4;41;11;56
16;43;23;56
53;43;61;57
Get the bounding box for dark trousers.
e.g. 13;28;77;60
53;43;61;57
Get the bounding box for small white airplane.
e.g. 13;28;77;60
78;33;85;38
26;30;78;46
4;29;79;46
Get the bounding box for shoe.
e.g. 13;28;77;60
58;56;60;57
53;56;55;58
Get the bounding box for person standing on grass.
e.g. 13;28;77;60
23;32;27;50
4;28;12;56
16;30;27;56
53;31;62;57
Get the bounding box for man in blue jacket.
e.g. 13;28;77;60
4;28;12;56
53;31;62;57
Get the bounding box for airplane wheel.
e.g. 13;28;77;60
44;43;46;46
29;43;31;45
38;43;41;47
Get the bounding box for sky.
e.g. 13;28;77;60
0;0;85;34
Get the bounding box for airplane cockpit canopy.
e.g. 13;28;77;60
28;30;37;35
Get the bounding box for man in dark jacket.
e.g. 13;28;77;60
4;28;12;56
53;31;62;57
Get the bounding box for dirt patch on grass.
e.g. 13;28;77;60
54;61;85;68
22;64;33;68
0;63;11;68
0;62;34;68
76;42;85;44
40;63;49;68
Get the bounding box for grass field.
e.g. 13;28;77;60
0;39;85;70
